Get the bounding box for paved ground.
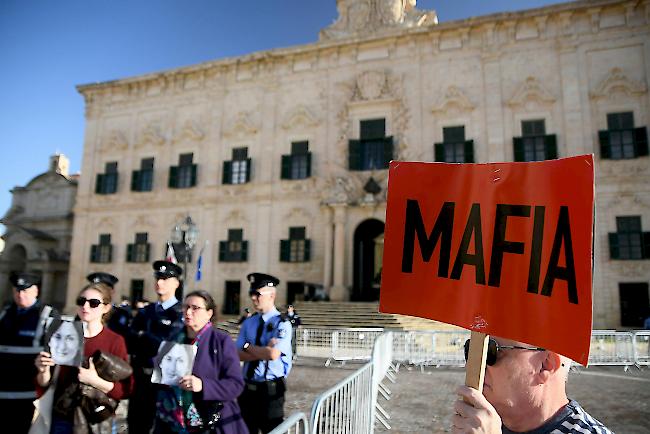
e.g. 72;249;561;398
116;358;650;433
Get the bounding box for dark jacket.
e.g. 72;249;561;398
128;302;184;369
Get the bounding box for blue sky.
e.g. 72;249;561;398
0;0;566;235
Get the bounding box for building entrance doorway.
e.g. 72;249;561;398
352;219;385;301
223;281;241;315
619;282;649;327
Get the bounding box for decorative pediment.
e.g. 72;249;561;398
507;77;556;107
281;106;320;130
431;85;475;113
136;123;166;148
590;67;647;100
96;217;115;229
353;70;390;101
133;215;155;228
284;207;312;222
224;210;248;224
223;112;258;138
102;130;128;151
174;119;205;143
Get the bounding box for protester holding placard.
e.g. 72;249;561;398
34;282;133;433
152;290;248;434
452;335;612;433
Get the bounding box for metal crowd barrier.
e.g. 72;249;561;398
269;412;310;434
327;328;384;365
588;331;635;367
633;331;650;366
392;330;469;368
370;332;396;431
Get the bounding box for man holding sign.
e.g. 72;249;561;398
380;156;611;433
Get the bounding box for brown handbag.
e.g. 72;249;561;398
91;350;132;382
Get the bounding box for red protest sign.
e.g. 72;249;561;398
379;155;594;366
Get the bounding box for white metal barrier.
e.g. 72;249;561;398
296;328;335;359
588;331;635;366
392;330;469;367
269;412;310;434
633;331;650;366
370;332;396;432
328;328;384;364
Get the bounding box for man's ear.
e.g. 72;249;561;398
539;351;563;383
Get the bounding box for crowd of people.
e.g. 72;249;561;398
0;261;614;433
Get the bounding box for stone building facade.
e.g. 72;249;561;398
71;0;649;328
0;155;77;309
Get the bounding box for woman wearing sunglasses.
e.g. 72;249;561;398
153;290;248;434
34;282;133;434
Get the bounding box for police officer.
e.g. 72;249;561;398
127;260;185;434
237;272;292;434
0;272;59;433
286;304;302;360
86;271;131;337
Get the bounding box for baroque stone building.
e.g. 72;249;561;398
71;0;649;328
0;155;77;309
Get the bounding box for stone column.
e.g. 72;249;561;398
322;207;333;289
330;204;347;301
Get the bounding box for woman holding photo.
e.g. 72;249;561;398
34;282;133;433
154;290;248;434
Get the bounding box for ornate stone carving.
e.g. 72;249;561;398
223;111;258;138
618;263;648;278
320;0;437;41
133;215;154;228
136;123;166;148
322;176;356;205
102;130;129;151
174;119;205;143
355;71;388;101
224;209;248;225
281;105;320;130
590;67;647;100
506;76;556;108
431;85;475;113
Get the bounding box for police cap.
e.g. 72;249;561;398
153;260;183;279
86;272;119;288
247;272;280;291
9;271;41;291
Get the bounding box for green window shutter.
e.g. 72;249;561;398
304;239;311;262
245;158;252;182
107;245;113;263
218;241;227;262
434;143;445;162
131;171;140;192
513;137;524;162
110;173;119;193
168;166;178;188
382;136;394;168
281;155;291;179
190;164;198;187
464;140;475;163
95;174;104;194
635;126;648;156
608;233;620;259
280;239;290;262
222;161;232;185
305;152;312;177
348;140;361;171
145;243;151;262
242;240;248;262
598;131;611;159
90;245;98;263
126;244;134;262
545;134;557;160
642;232;650;259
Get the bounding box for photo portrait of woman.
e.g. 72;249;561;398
153;290;248;433
152;342;196;386
45;319;83;367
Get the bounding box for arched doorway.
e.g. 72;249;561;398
352;219;385;301
7;244;27;274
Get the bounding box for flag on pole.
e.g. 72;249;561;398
195;241;208;282
166;242;178;264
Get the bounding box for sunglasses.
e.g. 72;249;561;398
463;338;546;366
76;296;107;309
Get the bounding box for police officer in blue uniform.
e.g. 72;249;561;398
0;272;59;433
86;271;131;337
237;272;292;434
127;260;185;434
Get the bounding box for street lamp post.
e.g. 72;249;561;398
170;215;199;299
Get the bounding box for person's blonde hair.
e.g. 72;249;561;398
79;282;113;323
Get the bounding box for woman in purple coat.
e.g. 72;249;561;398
153;290;248;434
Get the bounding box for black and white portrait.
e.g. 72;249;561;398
151;341;196;386
44;319;84;367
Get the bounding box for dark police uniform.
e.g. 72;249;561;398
237;273;293;434
286;306;302;359
87;271;132;337
0;272;59;433
127;261;184;434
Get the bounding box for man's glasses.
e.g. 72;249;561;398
182;304;206;313
463;338;546;366
76;296;106;309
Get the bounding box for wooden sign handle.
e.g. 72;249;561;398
464;331;488;399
